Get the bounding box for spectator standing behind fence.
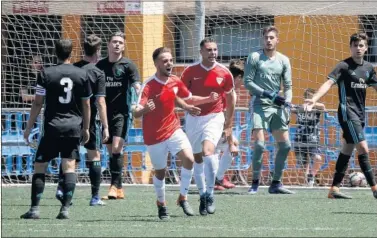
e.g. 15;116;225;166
293;88;325;187
20;55;44;106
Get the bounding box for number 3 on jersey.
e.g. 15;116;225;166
59;77;73;104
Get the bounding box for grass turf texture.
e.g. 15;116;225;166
2;186;376;237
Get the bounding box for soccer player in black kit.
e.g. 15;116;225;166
305;33;377;199
96;32;141;199
21;39;92;219
55;34;109;206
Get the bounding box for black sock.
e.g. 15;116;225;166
358;153;377;187
307;174;314;182
63;173;76;207
31;173;45;207
116;154;123;189
89;161;102;197
110;153;123;189
271;180;280;185
58;163;64;188
332;153;351;187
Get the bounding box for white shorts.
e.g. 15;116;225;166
147;129;192;170
185;112;225;154
215;134;237;154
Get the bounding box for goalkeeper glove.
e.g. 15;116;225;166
261;90;287;107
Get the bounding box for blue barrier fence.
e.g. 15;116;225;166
2;108;377;177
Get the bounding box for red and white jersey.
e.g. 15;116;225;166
137;74;192;145
181;62;234;116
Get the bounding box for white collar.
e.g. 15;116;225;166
200;61;217;71
153;74;170;85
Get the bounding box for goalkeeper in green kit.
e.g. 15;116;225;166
244;26;294;194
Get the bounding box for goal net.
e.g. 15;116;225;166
2;0;377;187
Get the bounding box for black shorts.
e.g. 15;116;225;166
105;113;132;144
339;120;365;144
294;144;320;167
84;119;102;151
34;136;80;163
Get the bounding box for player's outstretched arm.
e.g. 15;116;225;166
314;102;326;111
24;94;44;144
304;79;335;111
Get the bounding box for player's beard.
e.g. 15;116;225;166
264;46;275;52
161;68;171;77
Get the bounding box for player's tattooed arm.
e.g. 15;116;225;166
133;99;155;118
24;94;44;144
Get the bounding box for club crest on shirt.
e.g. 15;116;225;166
359;78;365;84
216;77;224;85
173;87;178;94
113;66;125;78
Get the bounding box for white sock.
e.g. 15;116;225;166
204;154;219;196
180;167;193;197
194;162;206;196
153;176;165;203
216;147;234;181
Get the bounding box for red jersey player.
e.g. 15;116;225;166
133;47;218;220
180;37;237;216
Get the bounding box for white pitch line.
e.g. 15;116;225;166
1;183;372;190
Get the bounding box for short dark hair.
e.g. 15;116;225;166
109;31;125;42
55;39;72;61
200;37;216;48
229;59;244;78
31;54;43;64
84;34;102;56
152;47;171;62
350;33;368;46
263;26;279;36
304;88;316;98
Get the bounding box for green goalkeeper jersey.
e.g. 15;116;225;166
243;50;292;108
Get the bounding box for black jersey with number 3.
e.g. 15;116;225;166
328;57;377;122
37;64;92;138
74;60;106;119
96;57;140;114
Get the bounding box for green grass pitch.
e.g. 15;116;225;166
2;186;376;237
